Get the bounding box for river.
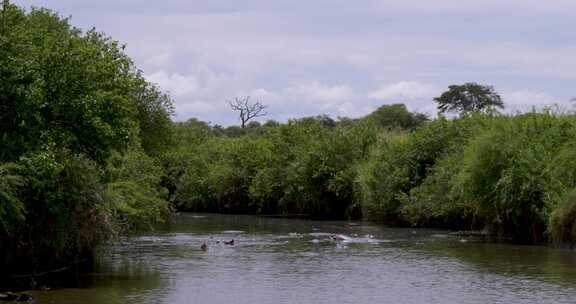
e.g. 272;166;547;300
31;213;576;304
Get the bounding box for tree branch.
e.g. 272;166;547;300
227;96;268;128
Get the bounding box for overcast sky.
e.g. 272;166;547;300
13;0;576;125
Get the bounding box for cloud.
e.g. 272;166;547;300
284;82;355;102
144;52;174;67
146;71;199;97
177;100;219;114
375;0;576;13
242;82;365;119
145;65;367;123
14;0;574;124
368;81;440;101
367;81;441;115
503;90;556;106
146;69;568;124
502;90;561;113
145;66;247;122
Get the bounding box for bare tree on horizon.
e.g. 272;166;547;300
227;96;267;128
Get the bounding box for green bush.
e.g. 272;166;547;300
15;149;108;258
549;190;576;245
0;163;25;233
453;113;575;242
355;116;477;222
400;154;474;228
105;151;170;232
355;133;410;221
0;3;173;277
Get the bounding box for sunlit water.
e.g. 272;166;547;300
32;213;576;304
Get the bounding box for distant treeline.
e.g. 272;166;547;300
164;107;576;245
2;1;576;285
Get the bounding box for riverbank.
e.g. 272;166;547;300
0;258;93;292
165;111;576;245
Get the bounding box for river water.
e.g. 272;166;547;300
31;213;576;304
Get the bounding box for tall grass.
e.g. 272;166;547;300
357;111;576;243
166;109;576;244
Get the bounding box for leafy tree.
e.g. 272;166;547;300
434;83;504;115
130;79;174;156
0;3;172;279
105;150;169;231
366;104;428;130
0;4;173;163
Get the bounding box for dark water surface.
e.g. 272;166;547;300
32;213;576;304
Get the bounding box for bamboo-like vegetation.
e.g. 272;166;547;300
164;110;576;246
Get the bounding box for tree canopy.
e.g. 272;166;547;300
365;104;428;130
0;3;173;280
434;83;504;115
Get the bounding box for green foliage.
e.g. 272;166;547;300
355;111;576;243
131;80;174;157
356;117;476;221
549;190;576;245
0;3;172;276
453;113;575;242
16;149;109;254
281;121;376;218
105;151;170;232
0;4;172;163
1;6;133;162
366;104;428;130
164;114;381;219
400;154;472;227
434;82;504;115
208;137;274;211
0;162;25;232
164;126;276;213
355;133;409;221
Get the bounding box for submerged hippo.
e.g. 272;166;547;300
330;234;350;241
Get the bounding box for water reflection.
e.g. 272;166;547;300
425;241;576;287
31;213;576;304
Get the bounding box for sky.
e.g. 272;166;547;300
12;0;576;125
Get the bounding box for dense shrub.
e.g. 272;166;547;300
165;116;380;219
356;111;576;243
0;4;172;279
355;116;478;222
105;151;170;232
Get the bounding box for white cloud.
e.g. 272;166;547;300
143;67;569;123
144;66;249;122
285;82;355;102
368;81;440;101
503;90;556;106
177;100;218;114
28;0;571;124
502;90;562;113
144;52;174;67
146;71;199;97
247;82;364;119
375;0;576;13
